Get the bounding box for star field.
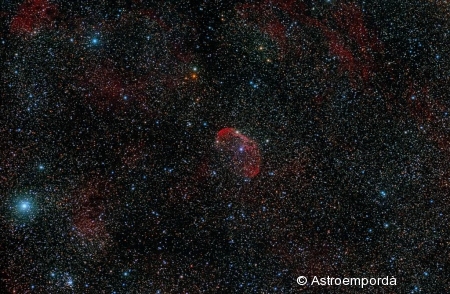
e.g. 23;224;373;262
1;0;449;293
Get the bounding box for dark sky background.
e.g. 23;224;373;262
1;0;449;293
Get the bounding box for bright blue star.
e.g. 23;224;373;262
19;201;31;212
64;273;74;287
91;38;99;45
249;81;259;88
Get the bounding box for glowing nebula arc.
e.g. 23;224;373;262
216;127;261;178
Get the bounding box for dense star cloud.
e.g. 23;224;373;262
1;0;449;293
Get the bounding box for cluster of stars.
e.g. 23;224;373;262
1;0;448;293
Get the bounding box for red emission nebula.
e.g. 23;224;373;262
216;128;261;178
10;0;58;35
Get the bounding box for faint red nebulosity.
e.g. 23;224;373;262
72;178;112;241
236;3;290;57
80;61;126;112
139;8;193;62
402;81;450;155
328;2;383;84
139;9;170;31
121;140;149;169
264;18;288;48
332;3;383;53
236;1;383;87
216;127;261;178
270;0;306;19
191;158;211;183
327;32;356;71
139;9;194;63
170;39;194;63
10;0;58;35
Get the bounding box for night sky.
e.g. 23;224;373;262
1;0;449;293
